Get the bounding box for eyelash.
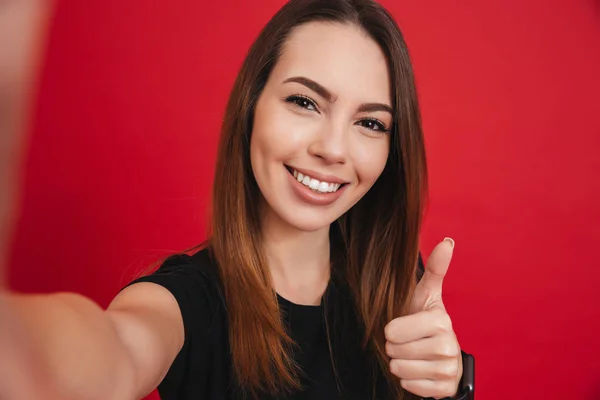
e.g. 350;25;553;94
285;94;318;113
359;118;390;134
284;94;390;134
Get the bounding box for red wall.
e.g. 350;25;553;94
9;0;600;399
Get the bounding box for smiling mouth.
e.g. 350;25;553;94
285;166;347;194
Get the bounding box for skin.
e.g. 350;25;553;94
0;17;462;400
251;21;392;305
0;1;59;399
386;239;463;398
251;22;463;398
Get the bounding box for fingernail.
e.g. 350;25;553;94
444;237;455;249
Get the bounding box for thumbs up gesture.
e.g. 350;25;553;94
385;238;462;399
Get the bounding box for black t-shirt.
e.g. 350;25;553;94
129;248;459;400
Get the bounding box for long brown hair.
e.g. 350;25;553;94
208;0;427;398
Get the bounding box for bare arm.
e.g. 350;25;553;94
1;282;185;400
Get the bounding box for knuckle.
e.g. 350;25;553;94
436;361;458;380
437;342;455;359
443;381;458;397
448;362;459;380
438;336;459;358
431;381;457;398
433;321;448;335
432;310;453;333
441;312;453;330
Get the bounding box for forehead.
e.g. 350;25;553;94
271;21;391;105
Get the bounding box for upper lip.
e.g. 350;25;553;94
287;166;348;184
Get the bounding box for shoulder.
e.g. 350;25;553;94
127;247;226;333
123;247;228;395
138;247;222;294
151;247;217;276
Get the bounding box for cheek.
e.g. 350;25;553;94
250;121;282;169
250;98;295;181
250;97;278;168
352;137;390;185
251;99;311;163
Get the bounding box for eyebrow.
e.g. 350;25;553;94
283;76;393;115
284;76;336;102
357;102;393;115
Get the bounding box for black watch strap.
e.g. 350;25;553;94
456;350;475;400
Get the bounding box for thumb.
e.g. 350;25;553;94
419;237;455;296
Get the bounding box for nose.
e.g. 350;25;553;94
307;119;348;165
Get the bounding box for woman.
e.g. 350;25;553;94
0;0;474;399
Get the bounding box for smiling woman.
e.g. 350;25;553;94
164;1;471;399
0;1;473;400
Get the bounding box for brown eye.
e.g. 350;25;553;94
285;95;318;112
357;118;389;133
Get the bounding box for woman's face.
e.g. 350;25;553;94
250;22;392;232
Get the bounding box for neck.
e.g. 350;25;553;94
261;208;331;306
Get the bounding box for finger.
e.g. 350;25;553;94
385;308;452;344
419;238;455;296
390;358;459;381
385;333;460;360
400;378;459;399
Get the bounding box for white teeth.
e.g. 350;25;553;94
291;169;343;193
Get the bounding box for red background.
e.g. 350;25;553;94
8;0;600;399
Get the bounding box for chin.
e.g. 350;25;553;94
274;207;339;233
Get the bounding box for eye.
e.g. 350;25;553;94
285;94;319;112
357;118;390;134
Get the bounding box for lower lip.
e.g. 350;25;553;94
287;169;347;206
